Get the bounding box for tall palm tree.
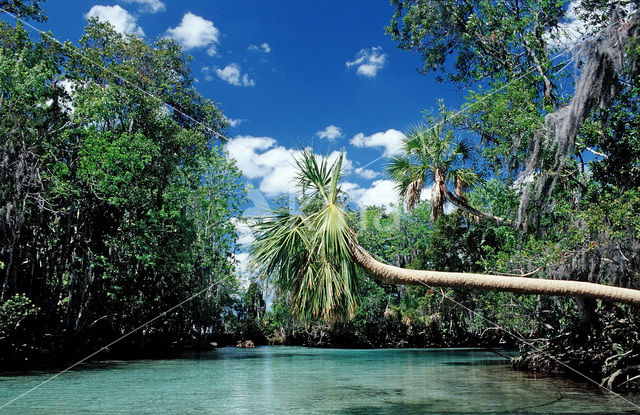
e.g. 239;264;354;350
250;150;640;321
387;123;510;226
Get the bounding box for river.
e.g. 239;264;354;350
0;347;637;414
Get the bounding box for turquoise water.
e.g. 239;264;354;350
0;347;637;414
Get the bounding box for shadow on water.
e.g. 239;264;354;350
443;359;510;366
336;384;405;399
342;399;636;415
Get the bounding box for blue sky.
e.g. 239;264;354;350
14;0;470;209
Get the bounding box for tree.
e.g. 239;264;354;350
387;122;509;225
251;151;640;322
0;0;47;21
0;17;246;359
387;0;564;104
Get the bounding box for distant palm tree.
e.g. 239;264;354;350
387;123;510;226
250;150;640;321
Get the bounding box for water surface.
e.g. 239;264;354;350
0;347;637;414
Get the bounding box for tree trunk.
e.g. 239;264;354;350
431;169;445;222
348;242;640;307
443;188;513;227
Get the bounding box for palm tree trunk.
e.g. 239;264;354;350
443;188;513;227
348;242;640;307
431;168;445;222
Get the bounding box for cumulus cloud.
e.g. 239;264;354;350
316;125;343;141
215;64;255;87
354;166;380;180
166;12;220;55
350;129;405;156
346;46;387;77
345;180;399;208
85;5;144;36
224;116;244;128
225;136;277;180
120;0;165;13
249;42;271;53
225;136;352;196
231;218;255;246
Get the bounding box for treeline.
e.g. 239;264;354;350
0;11;248;364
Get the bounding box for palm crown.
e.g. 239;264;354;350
250;149;358;321
387;123;478;222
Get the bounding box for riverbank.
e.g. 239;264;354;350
511;316;640;394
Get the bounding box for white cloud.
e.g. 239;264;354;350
544;1;636;49
350;129;405;156
85;5;144;36
349;180;399;208
346;46;387;77
201;66;214;81
231;218;255;246
225;136;277;179
354;167;380;180
166;13;220;55
226;136;352;197
120;0;165;13
215;64;255;87
546;1;586;49
316;125;343;141
225;135;298;196
249;42;271;53
224;116;244;128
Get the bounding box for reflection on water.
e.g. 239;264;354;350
0;347;637;414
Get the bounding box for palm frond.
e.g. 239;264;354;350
250;150;358;322
452;139;473;161
250;210;311;291
294;148;332;202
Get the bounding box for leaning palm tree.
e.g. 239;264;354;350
388;122;510;226
251;150;640;321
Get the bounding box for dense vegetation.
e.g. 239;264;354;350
0;9;248;364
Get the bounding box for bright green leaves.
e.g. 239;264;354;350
78;130;157;206
251;151;359;322
387;120;479;216
0;17;245;349
387;0;567;83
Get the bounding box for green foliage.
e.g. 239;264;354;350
0;0;47;21
251;150;359;321
0;15;246;360
0;293;39;336
387;0;565;84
